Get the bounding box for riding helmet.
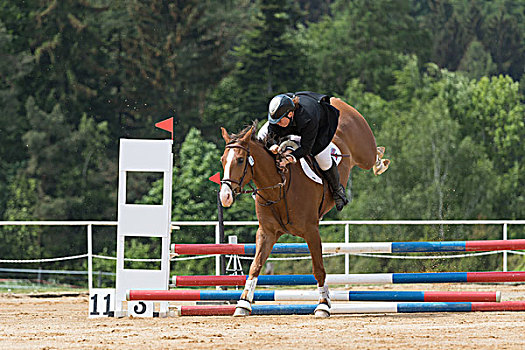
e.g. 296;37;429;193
268;94;294;124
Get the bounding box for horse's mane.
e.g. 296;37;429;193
229;120;276;156
230;120;261;145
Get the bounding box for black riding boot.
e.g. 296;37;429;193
322;161;349;211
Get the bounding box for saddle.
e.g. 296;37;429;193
278;138;342;185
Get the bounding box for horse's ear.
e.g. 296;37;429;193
240;126;255;142
221;127;231;143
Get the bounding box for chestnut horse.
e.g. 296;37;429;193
219;97;389;317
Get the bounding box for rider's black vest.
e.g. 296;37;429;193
268;91;340;159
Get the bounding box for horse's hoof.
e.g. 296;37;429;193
373;159;390;175
233;299;252;317
314;309;330;318
314;303;331;318
233;307;251;317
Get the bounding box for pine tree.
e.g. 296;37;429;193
119;0;250;139
21;97;112;220
203;0;304;136
26;0;113;123
0;22;33;217
481;5;524;80
417;0;470;71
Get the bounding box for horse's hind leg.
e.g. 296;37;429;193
233;227;277;317
305;228;331;318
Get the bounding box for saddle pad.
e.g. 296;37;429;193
300;143;343;185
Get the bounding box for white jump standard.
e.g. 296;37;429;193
114;139;173;317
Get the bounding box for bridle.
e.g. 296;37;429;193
220;141;292;230
220;143;253;196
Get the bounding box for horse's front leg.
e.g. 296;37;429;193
306;228;331;318
233;227;277;317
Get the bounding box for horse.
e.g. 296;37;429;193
219;97;389;317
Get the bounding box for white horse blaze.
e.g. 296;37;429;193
219;149;235;207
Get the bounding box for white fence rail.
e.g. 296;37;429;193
1;220;524;289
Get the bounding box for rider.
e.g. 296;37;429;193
260;91;349;211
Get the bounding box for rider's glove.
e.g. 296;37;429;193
269;145;279;154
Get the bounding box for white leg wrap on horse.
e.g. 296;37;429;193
233;277;258;316
315;284;332;317
244;277;258;302
318;284;331;306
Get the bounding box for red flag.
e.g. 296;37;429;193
155;117;174;139
209;172;221;185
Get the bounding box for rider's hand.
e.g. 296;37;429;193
269;145;279;154
278;154;296;168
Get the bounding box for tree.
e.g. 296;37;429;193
0;177;42;262
24;1;113;124
449;75;525;219
296;0;333;23
416;0;472;72
119;0;251;140
480;2;524;80
22;97;112;220
302;0;429;97
2;98;112;276
203;0;305;135
0;22;33;217
457;40;497;80
340;60;504;274
414;0;524;80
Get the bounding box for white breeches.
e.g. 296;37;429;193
314;144;333;171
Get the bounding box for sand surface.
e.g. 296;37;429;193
1;284;524;349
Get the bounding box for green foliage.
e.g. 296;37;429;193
0;21;33;217
449;75;525;219
303;0;429;97
204;0;305;131
1;0;524;278
0;177;42;261
458;40;497;80
23;0;114;123
22;97;113;220
339;58;524;272
480;1;524;80
118;0;251;139
416;0;524;80
347;58;506;223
